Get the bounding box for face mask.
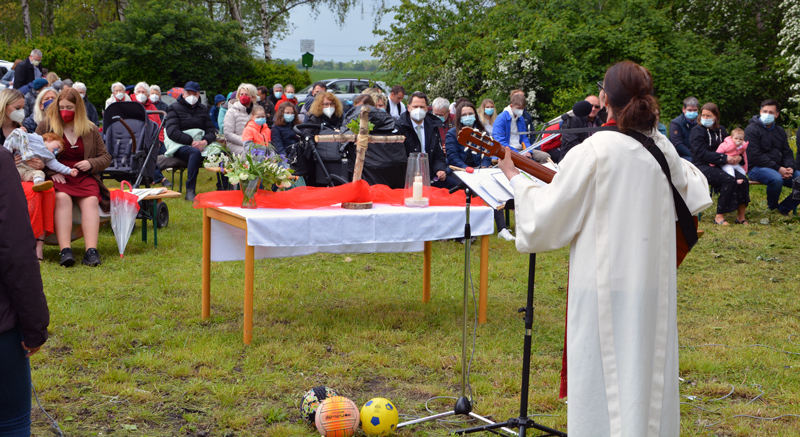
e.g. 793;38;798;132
760;113;775;125
685;111;698;120
283;113;295;123
377;107;385;112
115;92;125;101
239;95;251;106
60;110;75;123
700;118;714;128
9;108;25;124
513;109;523;117
255;117;267;126
286;93;295;100
484;108;494;116
136;93;147;103
185;95;198;105
149;95;159;103
257;96;262;102
274;92;282;99
460;115;476;126
322;107;335;118
410;108;426;121
31;59;40;66
79;93;86;99
437;115;446;123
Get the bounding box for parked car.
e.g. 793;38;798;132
295;78;389;107
0;59;14;88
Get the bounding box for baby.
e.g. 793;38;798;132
3;129;78;191
716;128;748;184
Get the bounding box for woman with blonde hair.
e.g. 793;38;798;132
36;88;111;267
21;87;57;132
223;83;258;156
478;98;497;135
307;91;343;129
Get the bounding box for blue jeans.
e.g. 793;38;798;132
0;327;31;437
748;166;800;213
172;145;203;191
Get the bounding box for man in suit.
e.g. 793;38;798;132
395;91;457;189
13;49;42;91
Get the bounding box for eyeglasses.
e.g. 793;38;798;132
592;105;601;109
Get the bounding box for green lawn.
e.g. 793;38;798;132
31;174;800;436
308;70;388;82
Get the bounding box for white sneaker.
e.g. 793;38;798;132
498;228;515;241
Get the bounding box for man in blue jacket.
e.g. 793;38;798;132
745;99;800;215
494;93;532;157
668;97;698;161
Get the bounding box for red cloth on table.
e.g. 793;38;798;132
193;179;484;209
21;182;55;238
54;135;101;202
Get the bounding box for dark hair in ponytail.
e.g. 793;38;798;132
603;61;659;134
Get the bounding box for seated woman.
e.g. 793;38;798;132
275;84;298;107
1;89;55;261
105;82;131;108
307;92;343;130
445;101;514;241
36;88;112;267
689;102;749;225
478;99;496;135
271;102;300;156
22;87;57;133
224;83;259;157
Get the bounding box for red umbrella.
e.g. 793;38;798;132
167;87;184;100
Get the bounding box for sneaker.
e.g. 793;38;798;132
32;180;53;192
184;189;196;201
498;228;516;241
59;248;75;267
82;248;102;266
161;178;173;188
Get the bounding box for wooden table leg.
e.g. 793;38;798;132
423;241;432;303
479;235;489;324
202;209;211;319
244;244;255;345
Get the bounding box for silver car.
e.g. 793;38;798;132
295;78;389;107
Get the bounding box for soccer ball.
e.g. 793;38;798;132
360;397;399;436
301;386;339;424
315;396;360;437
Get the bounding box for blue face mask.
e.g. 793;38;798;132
437;115;446;123
255;118;267;126
286;93;294;100
760;113;775;125
283;113;295;123
685;111;698;120
460;115;476;126
700;118;714;128
484;108;494;116
274;91;282;99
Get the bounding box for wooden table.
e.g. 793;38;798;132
201;205;493;344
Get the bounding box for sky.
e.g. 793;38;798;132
268;1;398;62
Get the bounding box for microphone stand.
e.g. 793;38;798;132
397;182;511;433
455;253;567;437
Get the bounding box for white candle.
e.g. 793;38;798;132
412;175;423;200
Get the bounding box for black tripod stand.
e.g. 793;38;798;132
397;183;504;432
455;253;567;437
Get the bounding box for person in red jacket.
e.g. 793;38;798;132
241;104;271;151
133;82;164;142
275;84;298;108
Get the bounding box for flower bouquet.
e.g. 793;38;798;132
203;143;294;208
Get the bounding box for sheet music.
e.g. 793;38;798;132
453;164;560;209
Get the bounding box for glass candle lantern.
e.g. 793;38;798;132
404;152;430;207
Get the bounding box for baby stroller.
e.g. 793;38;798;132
101;101;170;228
292;123;349;187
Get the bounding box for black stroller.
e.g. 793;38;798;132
292;123;350;187
101;101;170;228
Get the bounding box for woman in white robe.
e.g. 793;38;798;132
500;61;712;437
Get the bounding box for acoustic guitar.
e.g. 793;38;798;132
455;127;700;266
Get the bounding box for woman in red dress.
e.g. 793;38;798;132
0;89;55;261
36;89;111;267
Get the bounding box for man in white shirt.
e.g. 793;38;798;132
388;85;406;120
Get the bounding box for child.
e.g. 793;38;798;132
717;127;748;184
3;129;78;192
241;104;272;152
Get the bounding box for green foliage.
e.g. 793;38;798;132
237;59;311;94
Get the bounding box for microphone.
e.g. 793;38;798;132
572;100;593;117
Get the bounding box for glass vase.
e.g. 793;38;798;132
404;153;430;207
240;177;261;208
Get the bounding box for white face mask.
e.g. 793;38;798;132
256;96;261;102
9;108;25;124
115;92;125;101
513;108;523;117
410;107;426;122
322;107;335;118
185;95;198;105
135;93;147;103
149;94;159;103
31;59;40;66
79;93;86;99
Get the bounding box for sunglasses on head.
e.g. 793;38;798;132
597;81;604;90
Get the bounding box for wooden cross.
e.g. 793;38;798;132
315;105;406;209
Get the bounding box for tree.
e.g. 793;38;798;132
21;0;32;39
778;0;800;125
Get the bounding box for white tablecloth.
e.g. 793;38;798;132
210;203;494;261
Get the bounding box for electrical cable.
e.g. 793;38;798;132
31;381;64;436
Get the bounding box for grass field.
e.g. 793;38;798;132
30;173;800;436
308;70;388;82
